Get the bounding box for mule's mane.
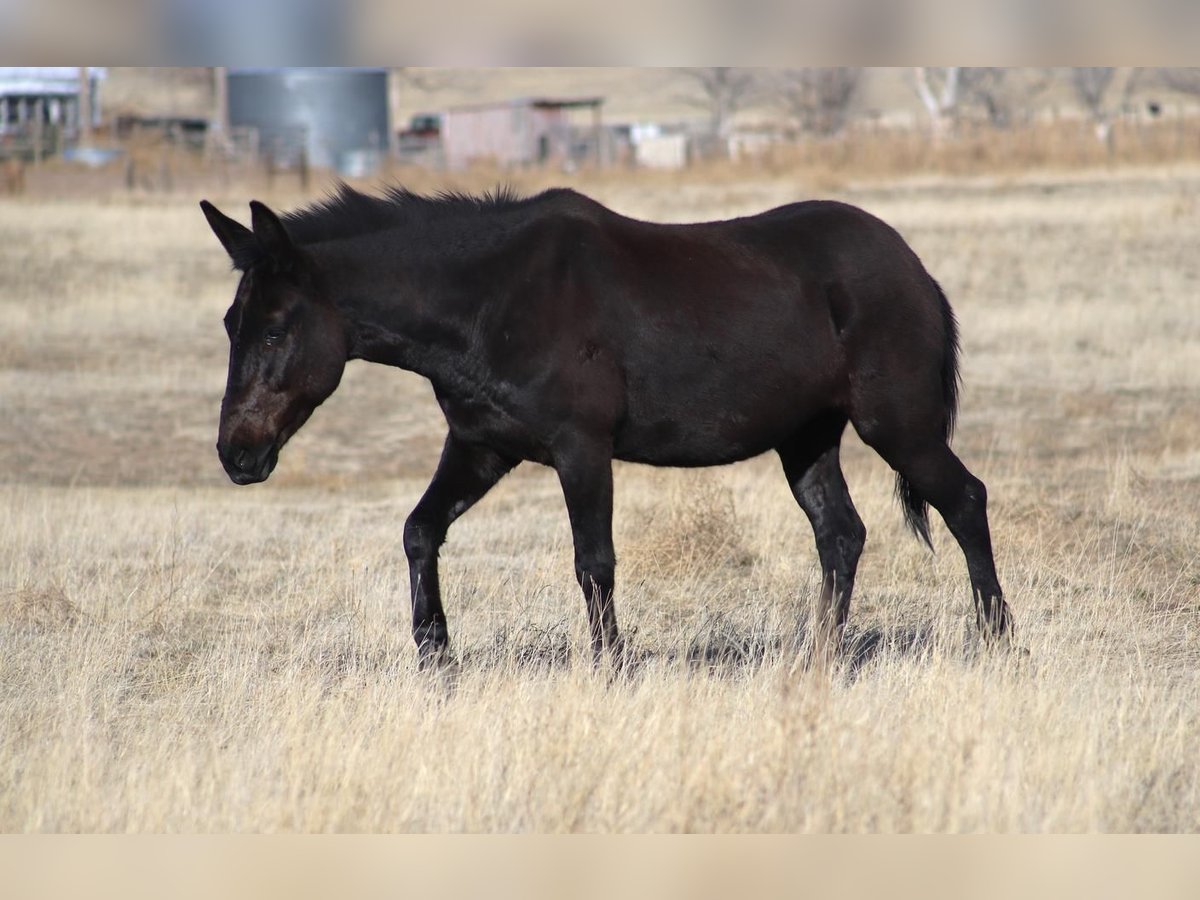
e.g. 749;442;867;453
280;183;550;246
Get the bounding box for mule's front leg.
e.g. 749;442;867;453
555;440;620;663
404;434;516;666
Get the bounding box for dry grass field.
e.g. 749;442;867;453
1;163;1199;831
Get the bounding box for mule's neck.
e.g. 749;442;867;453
310;219;524;383
304;189;605;392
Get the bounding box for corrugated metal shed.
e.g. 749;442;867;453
226;67;389;172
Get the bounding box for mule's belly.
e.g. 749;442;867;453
606;270;847;466
613;421;781;466
612;365;839;466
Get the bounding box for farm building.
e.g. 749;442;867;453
225;67;390;174
101;68;216;149
0;68;105;139
434;97;606;170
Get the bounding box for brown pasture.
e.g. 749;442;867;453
1;164;1198;830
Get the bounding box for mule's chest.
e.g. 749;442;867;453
433;386;552;465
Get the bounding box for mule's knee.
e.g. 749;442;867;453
962;472;987;513
574;555;615;595
842;515;866;565
403;515;445;564
937;471;992;544
819;511;865;574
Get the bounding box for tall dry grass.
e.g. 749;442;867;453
0;165;1198;831
21;113;1200;204
749;116;1200;181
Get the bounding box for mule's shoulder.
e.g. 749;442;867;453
494;192;614;275
536;188;614;222
517;191;623;255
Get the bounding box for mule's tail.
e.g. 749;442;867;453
897;278;960;550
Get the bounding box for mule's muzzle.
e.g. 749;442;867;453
217;441;278;485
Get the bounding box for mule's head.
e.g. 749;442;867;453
201;200;348;485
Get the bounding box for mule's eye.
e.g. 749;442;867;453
263;326;287;346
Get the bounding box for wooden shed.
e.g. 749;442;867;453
439;97;604;169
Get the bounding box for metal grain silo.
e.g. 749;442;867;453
226;67;389;174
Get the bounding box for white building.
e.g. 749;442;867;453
0;67;106;136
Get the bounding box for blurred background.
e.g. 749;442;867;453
3;68;1199;831
4;67;1200;198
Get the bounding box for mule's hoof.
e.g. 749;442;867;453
1009;644;1033;669
417;644;455;672
417;650;461;694
609;639;641;678
973;638;1032;671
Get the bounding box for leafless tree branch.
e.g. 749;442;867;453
676;68;759;138
911;67;960;138
770;68;862;136
1155;67;1200;96
1071;67;1117;118
1068;67;1121;148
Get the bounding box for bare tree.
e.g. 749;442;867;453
957;67;1055;128
955;67;1032;127
957;68;1005;125
1069;67;1118;147
1156;67;1200;97
1071;68;1116;112
772;68;862;136
677;68;759;139
911;67;961;139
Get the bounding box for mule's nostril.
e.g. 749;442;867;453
233;448;250;471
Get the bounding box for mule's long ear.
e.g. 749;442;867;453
200;200;261;271
249;200;296;266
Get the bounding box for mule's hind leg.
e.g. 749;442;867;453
553;437;621;664
778;413;867;661
899;444;1009;640
860;430;1011;642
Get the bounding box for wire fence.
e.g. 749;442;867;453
6;110;1200;199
